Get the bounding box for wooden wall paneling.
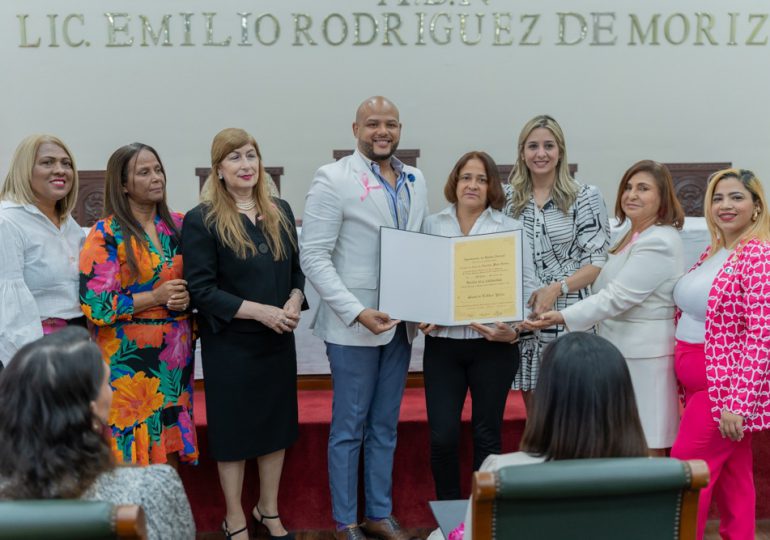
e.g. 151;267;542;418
665;162;731;217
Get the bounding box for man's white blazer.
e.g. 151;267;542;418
300;151;429;346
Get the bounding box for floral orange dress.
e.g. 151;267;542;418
79;213;198;465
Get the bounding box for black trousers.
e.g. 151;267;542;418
423;335;519;500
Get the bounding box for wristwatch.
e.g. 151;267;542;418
559;279;569;296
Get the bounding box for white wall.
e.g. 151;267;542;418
1;0;768;217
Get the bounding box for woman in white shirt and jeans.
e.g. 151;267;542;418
419;151;538;500
0;134;85;366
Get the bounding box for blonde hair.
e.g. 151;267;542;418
507;115;578;218
704;168;770;254
0;134;79;220
201;128;294;260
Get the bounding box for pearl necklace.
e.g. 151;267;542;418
235;199;256;211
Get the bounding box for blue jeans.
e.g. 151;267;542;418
326;324;411;525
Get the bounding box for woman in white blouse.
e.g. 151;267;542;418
0;134;85;365
523;160;685;453
419;151;538;500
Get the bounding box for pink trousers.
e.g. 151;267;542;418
670;340;755;540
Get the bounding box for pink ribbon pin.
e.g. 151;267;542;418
359;173;382;201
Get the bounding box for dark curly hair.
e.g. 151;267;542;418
0;327;113;498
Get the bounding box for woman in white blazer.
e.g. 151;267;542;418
522;160;685;452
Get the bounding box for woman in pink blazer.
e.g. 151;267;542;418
671;168;770;540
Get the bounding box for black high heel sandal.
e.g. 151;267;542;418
252;506;295;540
222;519;249;539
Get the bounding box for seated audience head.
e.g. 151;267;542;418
201;127;291;260
519;332;648;459
0;327;113;499
444;151;505;212
613;159;684;231
0;134;78;221
704;168;770;249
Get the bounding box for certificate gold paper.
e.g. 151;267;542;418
453;235;518;322
378;228;523;326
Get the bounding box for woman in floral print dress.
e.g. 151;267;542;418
79;143;198;466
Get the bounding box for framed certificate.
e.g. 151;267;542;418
378;227;524;326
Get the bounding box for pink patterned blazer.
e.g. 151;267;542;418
683;238;770;431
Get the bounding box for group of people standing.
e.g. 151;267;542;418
0;96;769;540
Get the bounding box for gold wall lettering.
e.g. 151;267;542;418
139;14;172;46
238;12;251;45
203;12;231;46
47;14;59;47
493;13;514;46
180;12;194;46
430;13;452;45
382;13;406;45
292;13;317;46
353;13;378;45
415;12;426;45
591;12;616;45
63;14;86;47
747;14;768;45
629;14;660;45
695;13;718;45
14;9;770;49
256;14;280;46
105;12;133;47
728;12;738;45
664;13;689;45
322;13;348;46
520;14;542;45
458;13;483;45
557;12;588;45
18;14;41;47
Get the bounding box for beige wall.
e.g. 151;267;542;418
1;0;768;218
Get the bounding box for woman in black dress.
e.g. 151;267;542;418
182;128;306;540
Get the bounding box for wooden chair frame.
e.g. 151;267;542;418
114;504;148;540
471;459;710;540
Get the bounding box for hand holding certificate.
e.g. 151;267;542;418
378;228;525;326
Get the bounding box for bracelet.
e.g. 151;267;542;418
508;325;520;344
289;289;304;302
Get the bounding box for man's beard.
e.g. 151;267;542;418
360;140;399;162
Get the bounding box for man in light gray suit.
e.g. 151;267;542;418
300;96;429;540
